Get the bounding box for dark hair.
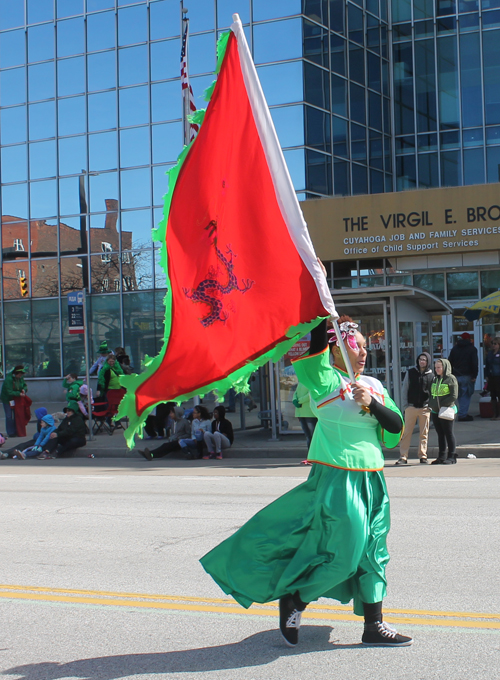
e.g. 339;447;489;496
115;346;125;356
213;404;226;419
69;373;78;380
193;404;210;420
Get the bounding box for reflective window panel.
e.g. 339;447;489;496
87;11;116;52
57;56;86;96
120;167;152;209
57;17;85;57
88;51;117;92
253;19;302;64
1;144;27;183
0;67;27;107
120;127;150;168
0;0;25;31
257;61;303;105
28;23;54;62
119;85;149;126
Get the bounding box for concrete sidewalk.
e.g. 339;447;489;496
2;397;499;460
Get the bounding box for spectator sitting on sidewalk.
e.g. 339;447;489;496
203;405;234;460
448;332;478;421
37;405;86;459
143;402;175;439
35;407;48;433
63;373;83;409
179;405;212;459
77;384;93;418
138;406;191;461
2;414;57;459
0;365;28;438
395;352;434;465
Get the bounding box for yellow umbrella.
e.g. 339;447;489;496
464;291;500;321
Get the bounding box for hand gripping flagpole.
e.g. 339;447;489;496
331;318;356;385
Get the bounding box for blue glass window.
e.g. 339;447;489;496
187;0;216;33
459;12;479;30
29;100;56;140
152;122;183;164
304;62;330;109
119;85;149;126
418;132;438;149
437;36;459;129
252;0;300;20
118;4;148;46
150;40;181;81
1;183;28;219
119;45;148;86
189;33;216;76
333;116;348;157
487;146;500;182
330;34;345;77
58;135;87;176
393;42;414;134
283;148;305;190
349;45;365;85
369;91;382;130
57;0;84;19
483;30;500;125
89;171;118;212
331;75;347;117
87;0;115;10
305;106;330;152
57;57;85;96
418;152;439;187
483;9;500;26
437;0;456;15
396;154;416;190
89;131;118;170
463;128;483;146
27;0;53;25
28;62;55;101
218;0;249;27
253;19;302;64
256;61;303;105
1;144;27;183
87;11;116;52
0;67;26;106
149;1;179;40
368;53;381;92
441;149;462;185
270;105;304;148
0;106;27;144
57;17;85;57
459;0;478;10
28;24;54;62
303;19;329;67
152;164;172;205
121;208;154;249
0;0;24;30
486;126;500;144
441;129;460;148
352;164;368;195
333;159;349;196
30;179;57;218
58;96;86;136
120;126;150;167
88;51;116;91
0;29;25;68
29;139;57;180
463;147;485;184
415;38;437;132
88;91;117;132
59;176;81;215
120;167;151;209
460;32;482;127
350;83;366;125
393;0;412;21
151;81;182;122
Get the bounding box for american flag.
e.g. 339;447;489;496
181;20;199;144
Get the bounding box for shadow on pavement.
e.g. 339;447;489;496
4;626;366;679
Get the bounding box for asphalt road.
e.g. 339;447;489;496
0;462;499;680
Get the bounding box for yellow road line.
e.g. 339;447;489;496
0;585;498;630
0;584;498;622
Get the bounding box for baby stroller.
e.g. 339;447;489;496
92;398;114;436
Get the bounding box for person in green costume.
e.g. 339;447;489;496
200;313;413;648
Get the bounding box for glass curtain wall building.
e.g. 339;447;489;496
0;0;499;382
393;0;500;190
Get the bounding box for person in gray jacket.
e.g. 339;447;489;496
138;406;191;461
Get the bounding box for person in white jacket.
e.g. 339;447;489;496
179;405;212;459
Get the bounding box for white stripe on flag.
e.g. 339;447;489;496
230;15;337;318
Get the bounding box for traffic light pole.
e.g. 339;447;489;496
82;288;93;441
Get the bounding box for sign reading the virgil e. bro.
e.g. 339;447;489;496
300;183;500;261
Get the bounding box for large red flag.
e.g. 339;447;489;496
119;15;337;445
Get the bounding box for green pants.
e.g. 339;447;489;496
200;463;390;616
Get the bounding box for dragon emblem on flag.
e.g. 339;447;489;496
183;220;255;327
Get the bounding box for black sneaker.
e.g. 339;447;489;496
394;458;407;465
362;621;413;647
279;595;302;646
138;448;153;461
419;458;428;464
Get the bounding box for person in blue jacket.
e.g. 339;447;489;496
1;414;57;459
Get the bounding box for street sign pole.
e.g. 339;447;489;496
82;289;93;441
